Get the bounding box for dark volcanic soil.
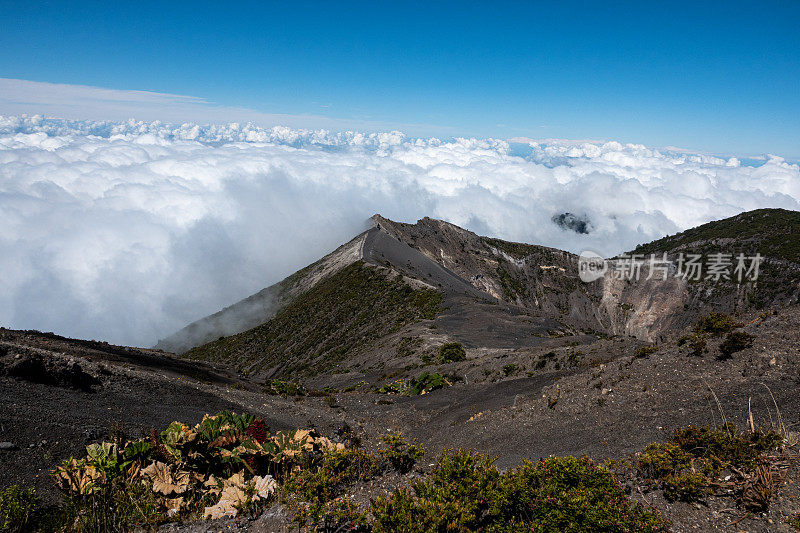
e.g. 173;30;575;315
1;305;799;531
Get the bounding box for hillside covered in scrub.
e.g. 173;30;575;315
3;407;799;532
1;209;800;532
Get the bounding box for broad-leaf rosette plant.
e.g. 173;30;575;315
53;411;344;523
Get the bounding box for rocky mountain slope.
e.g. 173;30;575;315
169;210;798;389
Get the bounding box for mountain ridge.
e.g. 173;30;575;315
166;209;800;384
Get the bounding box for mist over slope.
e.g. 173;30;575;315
1;114;799;346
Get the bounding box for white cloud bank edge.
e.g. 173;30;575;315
0;77;450;137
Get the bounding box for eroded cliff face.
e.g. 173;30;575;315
371;214;690;341
597;271;689;341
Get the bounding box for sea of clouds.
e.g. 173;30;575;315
1;114;799;346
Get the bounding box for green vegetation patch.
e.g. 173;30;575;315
438;342;466;363
284;434;425;530
678;314;754;359
372;450;667;532
185;261;443;376
285;447;384;530
636;425;782;504
695;312;742;336
377;372;455;395
0;485;38;533
379;434;425;474
634;345;659;359
502;363;517;375
630;208;800;262
677;332;708;356
264;379;307;396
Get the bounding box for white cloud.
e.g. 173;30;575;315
1;114;798;346
0;78;449;136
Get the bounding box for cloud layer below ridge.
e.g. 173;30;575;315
1;115;798;346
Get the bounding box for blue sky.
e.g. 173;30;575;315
1;1;799;156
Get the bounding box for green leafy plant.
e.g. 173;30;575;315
122;440;153;464
377;372;453;395
85;441;129;477
198;411;254;442
0;485;38;533
406;372;450;395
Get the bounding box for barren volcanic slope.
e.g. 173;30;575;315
176;214;653;383
175;210;799;388
1;209;799;532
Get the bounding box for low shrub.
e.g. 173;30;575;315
662;472;710;502
372;449;501;532
636;425;782;503
264;379;307;396
634;345;659;359
285;448;383;530
637;442;693;480
380;434;424;474
718;331;755;359
377;372;453;395
438;342;466;363
502;363;517;375
678;332;707;356
0;485;38;533
695;312;742;336
372;450;667;532
670;425;780;469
